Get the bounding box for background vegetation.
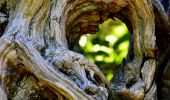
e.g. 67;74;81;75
78;18;130;80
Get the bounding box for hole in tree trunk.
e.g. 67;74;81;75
73;17;130;80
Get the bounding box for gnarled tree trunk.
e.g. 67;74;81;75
0;0;170;100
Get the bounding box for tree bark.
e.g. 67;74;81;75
0;0;169;100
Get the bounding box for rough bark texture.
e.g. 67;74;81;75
0;0;170;100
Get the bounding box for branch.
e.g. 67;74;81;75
14;36;93;100
0;34;94;100
12;34;109;100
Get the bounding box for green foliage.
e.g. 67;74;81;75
78;18;130;80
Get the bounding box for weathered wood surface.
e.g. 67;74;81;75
0;0;169;100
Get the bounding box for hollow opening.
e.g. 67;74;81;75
73;17;130;80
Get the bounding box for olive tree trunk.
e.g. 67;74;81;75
0;0;169;100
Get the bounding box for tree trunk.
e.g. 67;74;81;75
0;0;169;100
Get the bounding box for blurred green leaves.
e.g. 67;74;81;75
78;18;130;80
